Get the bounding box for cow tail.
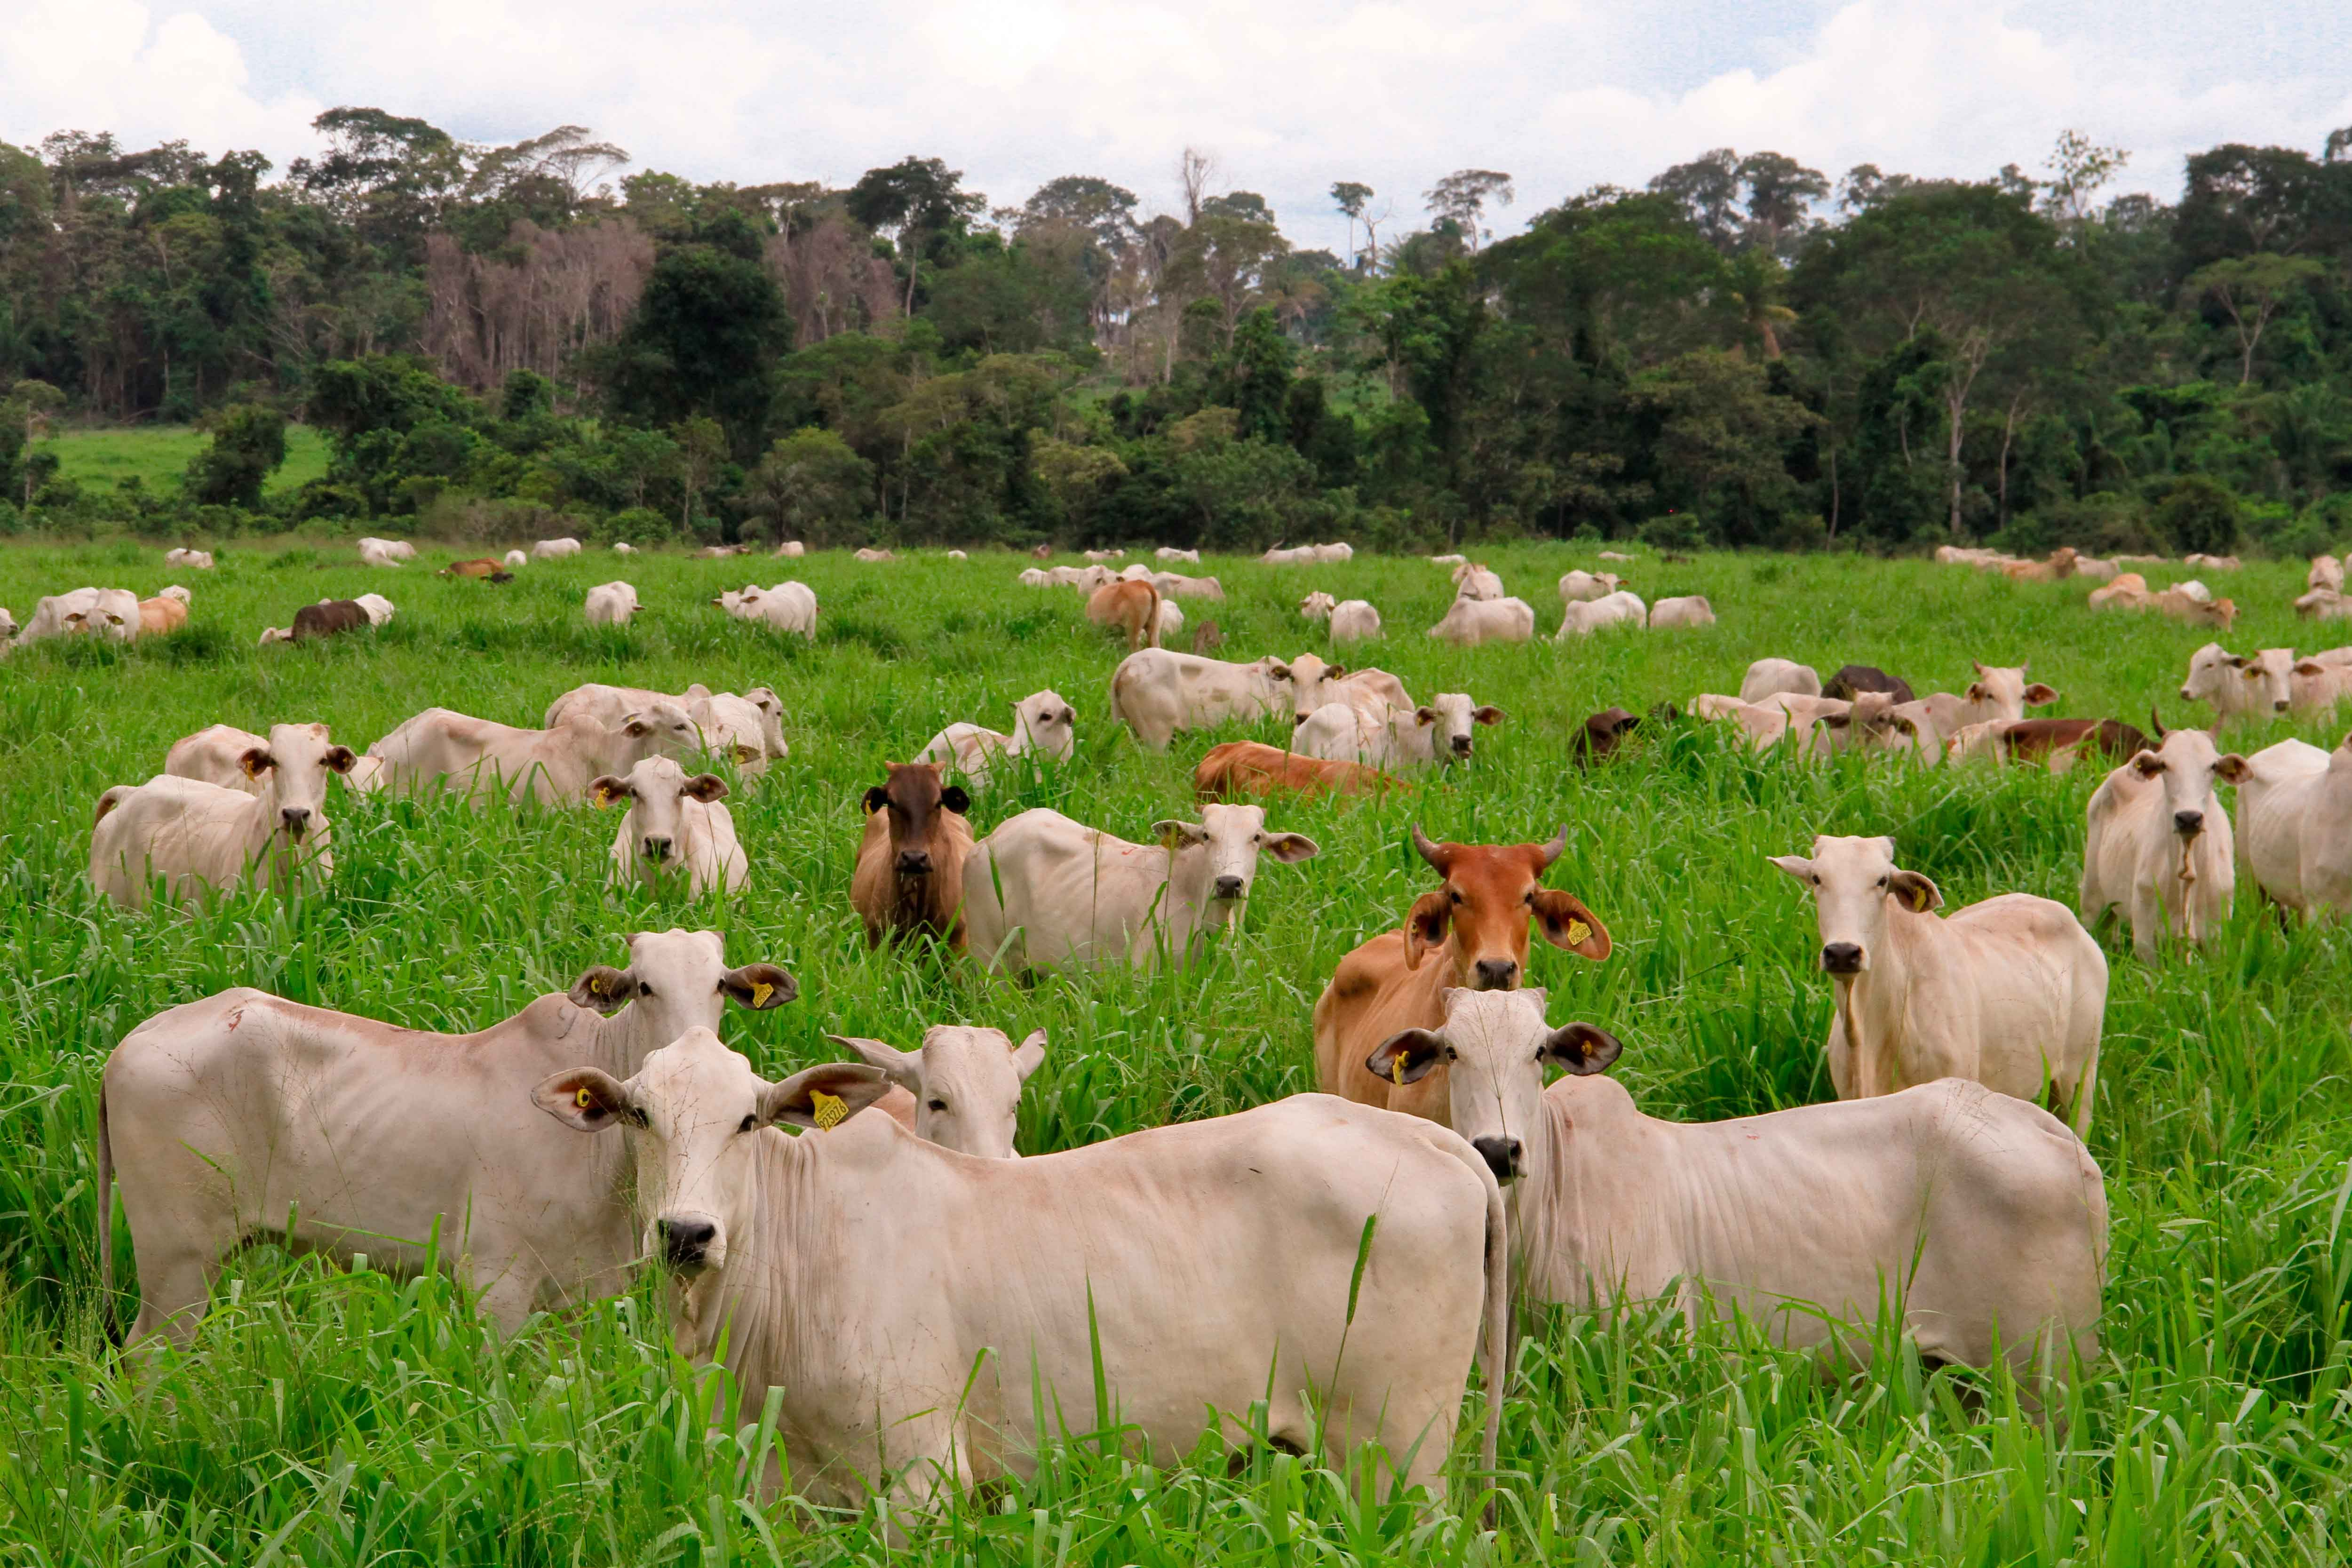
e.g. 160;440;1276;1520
96;1082;117;1340
1142;582;1163;649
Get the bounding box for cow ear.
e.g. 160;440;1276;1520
1262;831;1319;863
1767;854;1813;883
1971;661;1988;676
2130;751;2166;778
939;785;970;814
1153;819;1208;848
533;1068;636;1131
569;965;634;1014
1366;1028;1446;1087
863;786;889;814
1887;870;1942;913
1540;1023;1623;1076
239;748;277;779
588;775;633;808
1472;705;1507;726
1403;890;1451;969
1010;1028;1049;1081
1326;664;1348;680
762;1062;893;1131
721;963;797;1011
323;746;358;774
683;773;729;804
2296;660;2326;676
826;1034;921;1090
1532;890;1610;959
1414;707;1440;727
2023;683;2060;706
2215;753;2251;785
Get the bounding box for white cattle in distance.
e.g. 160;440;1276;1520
504;549;529;569
1108;649;1292;751
2179;643;2292;726
1259;544;1319;565
961;804;1319;974
357;536;413;566
164;547;215;570
348;592;395;627
529;1027;1503;1513
854;547;896;562
1556;591;1646;638
1365;989;2106;1380
614;541;639;556
1428;596;1536;645
1648;595;1715;629
717;581;818;638
532;536;584;560
2082;719;2249;961
831;1026;1047;1158
1328;600;1382;642
1770;834;2107;1132
1152;571;1224;600
915;690;1078;790
592;756;748;896
1300;590;1336;621
1918;661;2062;734
1084;548;1125;562
1598;550;1635;562
1557;570;1622;604
773;540;804;557
2308;555;2344;594
1451;563;1505;601
362;702;702;806
2235;735;2352;917
90;723;357;908
1155;546;1200;562
1294;692;1504;770
1428;552;1468;566
583;581;640;626
1739;658;1821;704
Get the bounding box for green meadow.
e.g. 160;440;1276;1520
42;424;334;499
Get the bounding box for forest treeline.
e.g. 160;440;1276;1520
5;110;2352;555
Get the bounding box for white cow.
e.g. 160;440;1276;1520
1152;571;1225;601
2292;656;2352;713
1556;591;1646;638
914;690;1078;789
592;756;747;896
615;541;640;556
99;930;796;1345
73;588;142;641
719;581;818;638
1259;544;1318;565
530;1029;1502;1514
854;547;896;562
2178;644;2290;726
16;589;102;645
165;724;272;793
1300;591;1336;621
2234;736;2352;917
1365;989;2106;1378
1919;661;2062;734
363;703;702;806
831;1026;1046;1158
532;536;584;560
357;536;412;566
1277;652;1413;721
1294;693;1504;770
1429;553;1467;566
90;723;357;908
164;547;215;570
2082;721;2249;960
1648;595;1715;629
1739;658;1821;704
583;581;640;626
2310;556;2345;594
774;540;804;557
1155;546;1200;563
688;690;788;777
1328;600;1382;642
504;549;529;569
1557;570;1622;604
1769;834;2106;1132
1451;563;1505;601
1108;649;1290;751
1153;598;1184;643
2296;589;2352;621
962;804;1319;973
547;682;715;732
350;592;395;627
1428;596;1535;645
946;549;968;560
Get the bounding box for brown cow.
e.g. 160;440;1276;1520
1573;708;1642;766
1193;741;1402;802
1312;825;1611;1130
1190;619;1224;654
1030;543;1053;559
1086;578;1162;651
849;762;974;948
2002;717;2149;772
292;599;370;641
440;558;515;582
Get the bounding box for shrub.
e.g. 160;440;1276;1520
1637;512;1706;551
2153;475;2242;555
184;404;289;509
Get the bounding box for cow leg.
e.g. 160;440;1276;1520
2063;1045;2098;1140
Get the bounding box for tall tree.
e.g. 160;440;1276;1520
1423;170;1514;251
1331;181;1373;269
2188;254;2330;383
844;157;985;312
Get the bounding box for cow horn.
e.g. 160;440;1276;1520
1536;824;1568;868
2149;703;2167;741
1410;824;1445;869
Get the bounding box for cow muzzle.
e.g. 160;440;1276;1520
1449;735;1473;758
2274;700;2289;713
1471;1136;1523;1182
279;807;313;840
2173;810;2204;838
1821;942;1864;976
641;836;674;864
895;849;934;876
656;1214;719;1272
1212;874;1245;900
1470;957;1518;990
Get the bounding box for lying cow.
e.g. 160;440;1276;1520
2296;589;2352;621
258;598;371;645
1571;706;1674;767
439;557;514;582
164;547;215;570
1155;546;1200;563
1556;591;1645;637
914;690;1077;790
1648;594;1715;629
584;581;640;626
2180;643;2291;726
591;757;747;897
90;723;357;908
831;1026;1047;1158
357;536;410;567
1152;571;1224;600
1293;692;1503;770
532;536;583;560
1192;741;1402;802
1428;596;1536;645
1918;661;2060;734
2293;655;2352;713
1771;834;2107;1133
1823;664;1915;705
2082;712;2249;960
547;682;715;732
2234;735;2352;917
962;804;1317;973
1557;570;1622;604
1326;600;1380;641
1277;653;1413;722
505;549;529;569
1947;718;2148;773
363;702;702;806
850;763;973;947
854;547;896;562
136;587;191;638
717;581;819;637
1109;649;1290;751
1365;990;2106;1380
99;930;794;1345
531;1028;1503;1514
1739;658;1820;703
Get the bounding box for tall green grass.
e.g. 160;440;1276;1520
0;539;2347;1563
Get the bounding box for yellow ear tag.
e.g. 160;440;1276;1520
1565;919;1592;947
809;1089;846;1130
574;1085;597;1110
751;981;773;1008
1391;1055;1407;1087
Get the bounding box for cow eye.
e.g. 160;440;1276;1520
1811;874;1821;886
737;1114;756;1134
927;1098;948;1113
1876;876;1888;888
1449;889;1463;904
1444;1046;1459;1061
638;982;654;997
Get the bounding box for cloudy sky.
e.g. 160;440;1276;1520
8;0;2349;251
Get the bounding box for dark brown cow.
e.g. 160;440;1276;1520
2001;717;2150;771
849;762;974;948
1192;741;1403;802
1823;664;1916;705
1573;708;1643;766
440;558;514;582
291;599;369;642
1311;825;1611;1133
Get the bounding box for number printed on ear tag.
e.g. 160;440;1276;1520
810;1089;846;1130
751;981;773;1008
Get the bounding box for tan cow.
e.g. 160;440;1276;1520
850;763;973;948
2087;572;2150;611
136;586;192;637
914;690;1077;789
1918;661;2061;734
364;703;701;806
591;757;747;896
1108;649;1290;751
1086;578;1162;650
1770;834;2107;1133
2235;736;2352;917
831;1026;1046;1158
91;724;356;908
2082;715;2249;960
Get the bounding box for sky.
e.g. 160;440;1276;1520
6;0;2349;253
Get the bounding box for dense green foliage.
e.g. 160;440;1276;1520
0;541;2347;1561
7;120;2352;555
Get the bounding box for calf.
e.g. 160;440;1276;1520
584;581;639;625
1312;825;1610;1130
915;689;1078;789
850;763;974;947
364;702;702;806
1739;658;1820;703
1294;692;1503;770
1822;664;1916;705
591;756;748;897
1555;591;1645;637
1085;578;1162;650
1647;594;1715;629
832;1026;1047;1158
2235;736;2352;917
962;804;1318;973
1429;596;1536;645
91;723;356;908
1108;648;1289;750
439;557;513;582
1192;741;1401;802
532;1029;1503;1514
1190;619;1223;653
1771;834;2106;1132
2180;643;2291;725
1367;990;2106;1378
1557;570;1622;604
2081;713;2249;960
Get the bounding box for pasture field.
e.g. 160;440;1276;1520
0;539;2348;1565
43;423;334;499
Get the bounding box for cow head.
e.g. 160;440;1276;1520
534;1027;890;1277
1367;988;1620;1182
2126;720;2249;844
830;1025;1046;1159
245;722;358;844
614;701;702;769
1279;653;1348;719
862;762;968;878
1403;824;1610;991
739;686;788;756
1575;707;1643;767
564;930;796;1048
1009;690;1078;764
2180;643;2289;718
1152;802;1318;907
1769;834;1941;979
1414;692;1506;762
589;757;728;867
1301;591;1337;621
1965;661;2060;723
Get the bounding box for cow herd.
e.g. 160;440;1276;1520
42;537;2351;1529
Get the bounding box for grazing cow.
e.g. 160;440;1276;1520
850;763;973;948
915;690;1077;789
1919;661;2061;734
772;541;803;557
1156;546;1200;562
136;588;191;637
1823;664;1916;705
2180;643;2291;725
1809;691;1939;765
1086;578;1162;650
364;703;701;806
948;548;970;561
831;1027;1047;1158
1429;552;1468;566
613;541;639;555
1312;825;1610;1130
1429;596;1536;645
1316;541;1355;562
497;548;525;569
100;931;794;1345
2293;657;2352;713
718;581;818;637
2185;553;2241;572
1108;649;1290;750
440;557;513;582
164;547;214;570
1151;571;1224;600
532;537;583;560
584;581;639;626
854;547;896;562
1740;658;1821;703
1300;590;1336;621
1770;835;2106;1132
2235;736;2352;917
2296;589;2352;621
1328;600;1382;642
1365;991;2106;1377
1693;696;1797;751
962;804;1318;974
1190;620;1223;653
1557;570;1622;604
1192;741;1401;802
2071;554;2121;581
2082;714;2249;960
531;1029;1503;1514
1451;563;1505;601
90;723;357;908
1555;590;1646;637
2311;556;2345;595
1030;544;1053;559
1648;594;1715;629
1294;693;1504;770
591;757;747;896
